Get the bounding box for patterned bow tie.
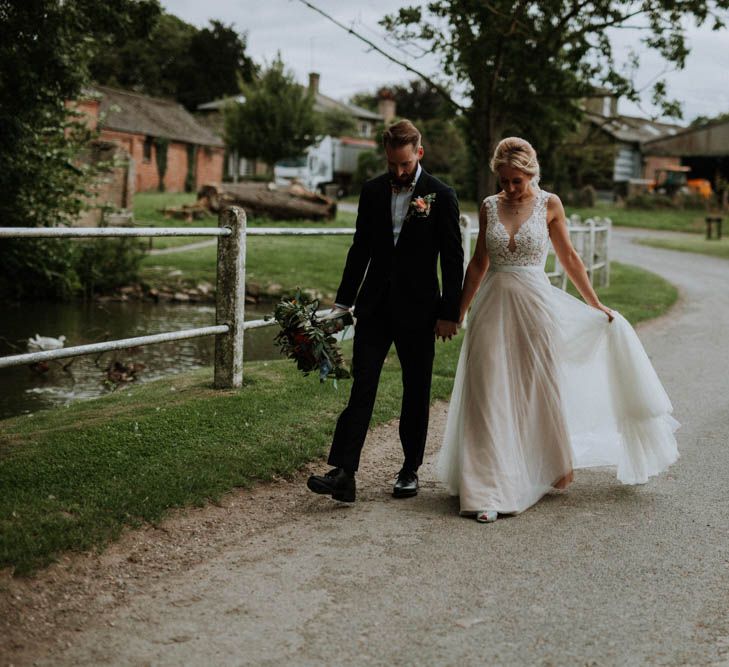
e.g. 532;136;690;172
390;179;416;194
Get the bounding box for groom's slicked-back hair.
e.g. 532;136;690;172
383;119;421;151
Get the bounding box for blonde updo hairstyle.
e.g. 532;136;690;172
489;137;540;185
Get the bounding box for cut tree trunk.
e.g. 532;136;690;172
197;182;337;221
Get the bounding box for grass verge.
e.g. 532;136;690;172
635;235;729;261
564;201;709;233
0;262;676;574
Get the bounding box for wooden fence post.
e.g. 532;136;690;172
214;206;246;388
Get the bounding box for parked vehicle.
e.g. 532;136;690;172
648;166;713;198
274;135;377;196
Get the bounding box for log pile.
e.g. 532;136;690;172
159;202;210;222
197;181;337;221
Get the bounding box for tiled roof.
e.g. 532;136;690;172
197;92;383;123
314;93;383;121
93;85;224;147
586;112;684;144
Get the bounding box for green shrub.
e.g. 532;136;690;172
73;237;146;297
626;193;678;210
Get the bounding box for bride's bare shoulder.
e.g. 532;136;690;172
544;191;564;208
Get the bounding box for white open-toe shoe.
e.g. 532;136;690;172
476;509;498;523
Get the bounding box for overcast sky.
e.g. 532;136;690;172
162;0;729;124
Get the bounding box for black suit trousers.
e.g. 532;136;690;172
328;311;435;473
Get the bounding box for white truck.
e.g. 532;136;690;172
274;135;377;195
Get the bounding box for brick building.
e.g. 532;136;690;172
78;86;224;194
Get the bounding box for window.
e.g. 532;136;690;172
143;136;153;163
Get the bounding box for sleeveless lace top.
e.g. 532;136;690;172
483;189;552;268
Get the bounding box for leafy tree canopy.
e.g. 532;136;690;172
318;108;358;137
0;0;157;299
224;56;319;166
377;0;729;199
690;110;729;126
89;12;257;110
352;79;451;122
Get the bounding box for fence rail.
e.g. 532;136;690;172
0;227;231;238
0;208;611;384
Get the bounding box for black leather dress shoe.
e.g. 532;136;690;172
307;467;356;503
393;469;418;498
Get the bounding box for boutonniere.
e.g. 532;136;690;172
408;193;436;219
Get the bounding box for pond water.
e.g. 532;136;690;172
0;300;281;419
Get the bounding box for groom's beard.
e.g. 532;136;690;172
389;164;418;186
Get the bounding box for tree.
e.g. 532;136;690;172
90;13;256;110
306;1;729;201
352;80;450;122
319;108;358;137
690;110;729;127
89;12;195;99
175;20;257;110
224;56;320;166
0;0;157;299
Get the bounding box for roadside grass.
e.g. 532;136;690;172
0;337;460;575
0;261;676;574
565;201;708;233
568;262;678;323
635;235;729;261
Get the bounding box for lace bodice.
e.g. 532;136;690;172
484;189;552;268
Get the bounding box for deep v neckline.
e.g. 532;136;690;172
494;193;540;253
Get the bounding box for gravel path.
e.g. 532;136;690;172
147;240;217;256
3;229;729;666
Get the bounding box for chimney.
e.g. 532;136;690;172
377;87;396;124
308;72;320;96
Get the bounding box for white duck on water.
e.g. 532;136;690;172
27;334;66;352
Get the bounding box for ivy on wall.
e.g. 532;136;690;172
154;137;169;192
185;143;198;193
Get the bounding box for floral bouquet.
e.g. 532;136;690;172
271;290;353;383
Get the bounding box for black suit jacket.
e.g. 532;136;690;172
335;169;464;328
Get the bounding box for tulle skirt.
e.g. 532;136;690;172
436;265;680;514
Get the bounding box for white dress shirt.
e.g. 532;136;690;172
391;162;422;245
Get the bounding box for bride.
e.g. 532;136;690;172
437;137;679;523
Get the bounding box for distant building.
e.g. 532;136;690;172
77;86;225;196
307;72;388;137
642;118;729;194
197;72;393;182
570;93;683;195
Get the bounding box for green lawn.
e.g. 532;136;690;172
564;201;709;233
134;192;356;296
140;228;355;298
133;192;355;251
0;261;676;574
635;235;729;261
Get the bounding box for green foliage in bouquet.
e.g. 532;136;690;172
272;290;352;383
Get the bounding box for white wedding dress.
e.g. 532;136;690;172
437;188;679;515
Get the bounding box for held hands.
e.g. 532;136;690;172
435;319;458;341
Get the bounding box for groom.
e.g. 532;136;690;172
307;119;464;503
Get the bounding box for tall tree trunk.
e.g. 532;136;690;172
471;108;502;204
